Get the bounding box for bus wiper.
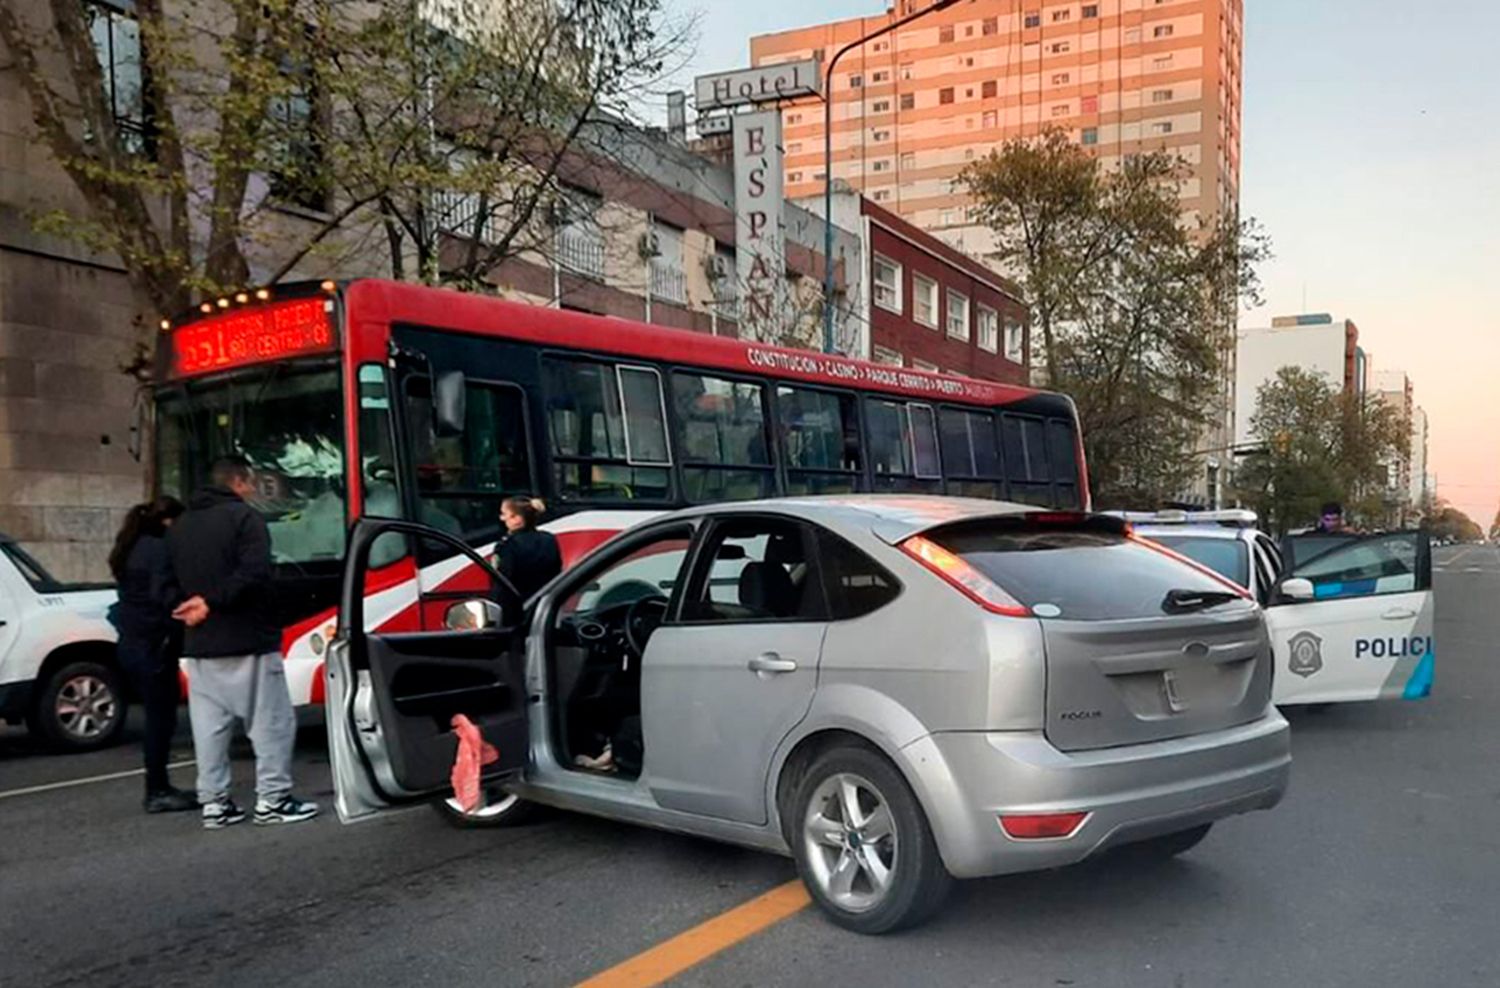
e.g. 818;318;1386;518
1161;588;1242;615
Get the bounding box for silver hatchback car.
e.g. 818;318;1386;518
326;497;1290;933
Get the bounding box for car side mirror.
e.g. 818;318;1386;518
433;370;467;438
445;598;503;631
1279;577;1315;603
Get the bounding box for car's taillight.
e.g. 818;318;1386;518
899;535;1031;617
999;811;1089;840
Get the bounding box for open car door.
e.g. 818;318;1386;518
1265;531;1434;706
325;519;529;822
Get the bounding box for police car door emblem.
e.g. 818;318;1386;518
1288;631;1323;678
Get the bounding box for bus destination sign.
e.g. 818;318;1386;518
745;344;1008;403
172;297;334;375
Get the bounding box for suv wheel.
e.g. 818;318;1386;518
430;784;540;829
790;745;953;934
30;660;128;752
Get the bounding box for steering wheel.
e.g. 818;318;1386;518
623;593;669;658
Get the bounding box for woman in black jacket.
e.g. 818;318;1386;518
109;496;196;813
494;496;563;602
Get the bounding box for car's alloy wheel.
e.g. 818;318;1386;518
31;660;128;751
430;784;539;829
802;772;898;913
790;745;953;934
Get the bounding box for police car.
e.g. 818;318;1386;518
1116;510;1435;707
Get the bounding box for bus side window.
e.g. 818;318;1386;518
1047;419;1080;508
867;398;942;493
403;376;533;548
939;407;1002;499
1000;413;1053;506
542;357;672;502
671;372;776;502
775;385;864;495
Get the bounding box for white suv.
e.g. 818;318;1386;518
0;533;125;750
1119;510;1435;707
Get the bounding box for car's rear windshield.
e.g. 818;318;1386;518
929;522;1243;621
1148;535;1250;588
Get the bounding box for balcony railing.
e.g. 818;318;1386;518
433;190;500;244
650;258;686;305
556;226;605;280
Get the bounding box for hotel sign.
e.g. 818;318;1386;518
733;110;786;340
695;59;822;112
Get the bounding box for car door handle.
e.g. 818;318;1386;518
1382;607;1418;620
748;653;798;675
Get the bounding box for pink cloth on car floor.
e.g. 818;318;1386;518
450;714;500;814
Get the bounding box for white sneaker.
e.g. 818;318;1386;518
253;795;319;825
202;798;247;829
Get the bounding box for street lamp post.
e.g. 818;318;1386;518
822;0;960;354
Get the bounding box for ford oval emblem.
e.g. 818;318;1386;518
1182;641;1210;659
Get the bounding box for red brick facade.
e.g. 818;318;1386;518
862;202;1029;386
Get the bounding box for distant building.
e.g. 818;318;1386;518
1410;406;1429;509
1372;368;1414;522
1235;314;1364;449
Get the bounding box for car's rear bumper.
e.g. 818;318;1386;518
904;710;1291;879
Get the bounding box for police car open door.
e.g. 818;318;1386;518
324;519;529;822
1264;531;1434;705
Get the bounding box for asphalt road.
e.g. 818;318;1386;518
2;545;1497;987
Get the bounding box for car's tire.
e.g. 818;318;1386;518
429;784;541;829
789;744;953;935
1118;823;1213;860
29;659;128;752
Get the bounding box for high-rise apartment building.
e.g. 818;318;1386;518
750;0;1244;258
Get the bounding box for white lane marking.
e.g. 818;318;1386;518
0;759;196;801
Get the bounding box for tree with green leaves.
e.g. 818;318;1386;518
1424;501;1482;544
962;128;1270;506
1236;366;1411;534
0;0;682;371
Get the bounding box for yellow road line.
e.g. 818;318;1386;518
574;879;810;988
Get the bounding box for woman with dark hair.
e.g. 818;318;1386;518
110;496;196;813
493;495;562;602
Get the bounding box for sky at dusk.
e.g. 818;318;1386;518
663;0;1498;526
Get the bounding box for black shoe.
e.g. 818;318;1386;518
143;787;199;814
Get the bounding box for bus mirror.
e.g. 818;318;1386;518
433;370;467;437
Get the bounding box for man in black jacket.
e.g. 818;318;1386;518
169;456;318;829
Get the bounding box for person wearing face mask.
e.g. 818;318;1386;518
492;495;563;602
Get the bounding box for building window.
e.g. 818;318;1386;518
1024;11;1040;27
1081;127;1098;145
1125;28;1142;43
872;158;891;172
872;70;891;83
849;74;863;88
900;62;915;80
982;16;998;35
1051;103;1070;117
787;112;803;124
268;57;326;211
872;189;891;202
1152;88;1173;103
86;2;152;156
939;88;954;105
1151;121;1173;134
913;359;940;373
1052;72;1070;85
899;151;916;169
1154;24;1174;38
872;100;891;113
977;305;999;352
872;254;902;312
982;80;997;98
1052;9;1071;21
939;24;954;43
873;346;904;367
982;110;997;129
1050;41;1071;54
788;171;803;183
1153;54;1174;70
873;128;891;141
787;142;803;153
1082;4;1099;17
946;290;970;341
965;25;974;37
913;274;938;328
1004;317;1025;362
1082;94;1099;113
940;209;956;227
873;40;889;52
900;93;916;110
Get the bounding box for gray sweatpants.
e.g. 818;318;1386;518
184;652;296;804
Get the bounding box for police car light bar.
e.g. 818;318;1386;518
1105;509;1259;527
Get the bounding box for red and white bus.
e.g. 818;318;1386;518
153;279;1089;704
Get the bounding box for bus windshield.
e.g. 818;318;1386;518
156;364;346;565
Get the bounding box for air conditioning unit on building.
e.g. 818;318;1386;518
637;232;661;260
